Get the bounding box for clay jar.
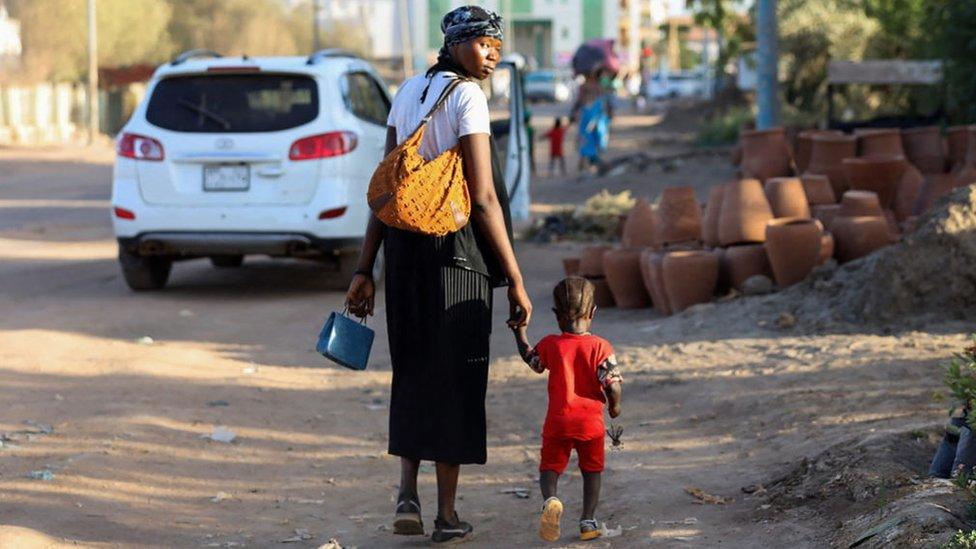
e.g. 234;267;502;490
812;204;842;230
622;198;658;248
661;250;719;313
855;128;904;157
722;244;772;291
740;127;793;181
819;232;835;265
805;134;857;198
841;155;906;209
953;127;976;188
717;178;774;245
562;257;581;276
638;249;671;316
893;164;925;221
801;174;836;206
796;130;842;175
702;184;726;248
902;126;946;174
764;218;822;287
656;186;702;246
946;125;975;173
586;276;616;308
764;177;811;218
579;245;611;277
831;216;890;263
914;173;957;214
603;248;650;309
838;190;883;217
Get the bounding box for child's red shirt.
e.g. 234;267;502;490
532;332;618;440
545;127;566;158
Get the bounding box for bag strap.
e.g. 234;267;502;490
412;77;468;134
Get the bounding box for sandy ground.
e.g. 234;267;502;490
0;110;971;548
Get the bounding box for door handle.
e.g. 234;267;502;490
257;166;285;177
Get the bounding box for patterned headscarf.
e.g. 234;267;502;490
441;5;504;48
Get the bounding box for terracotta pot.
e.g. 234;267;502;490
946;125;975;174
800;174;836;206
841;155;906;209
763;218;822;288
796;129;843;174
902;126;946;174
914;173;957;214
717;178;774;245
804;134;857;197
579;245;611;277
622;198;658;248
893;164;925;222
854;128;904;157
603;248;650;309
764;177;811;218
953;127;976;188
711;247;731;295
812;204;842;230
586;276;616;308
638;249;671;316
838;190;883;218
818;232;835;265
722;244;772;291
562;257;581;276
702;184;726;248
831;216;891;263
662;250;719;313
740;127;793;181
656;186;702;246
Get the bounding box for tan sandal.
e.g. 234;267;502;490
539;497;563;541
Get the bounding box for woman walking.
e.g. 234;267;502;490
345;6;532;545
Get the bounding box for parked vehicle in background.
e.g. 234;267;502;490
643;70;708;100
524;70;573;103
111;49;391;290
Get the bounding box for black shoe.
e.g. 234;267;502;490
393;497;424;535
431;512;473;544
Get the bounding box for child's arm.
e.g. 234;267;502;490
513;326;545;373
597;355;623;418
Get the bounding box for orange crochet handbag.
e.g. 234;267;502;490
367;79;471;236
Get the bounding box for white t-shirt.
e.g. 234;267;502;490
386;71;491;160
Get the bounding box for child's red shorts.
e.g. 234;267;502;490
539;435;605;474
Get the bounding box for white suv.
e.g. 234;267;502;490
111;49;391;290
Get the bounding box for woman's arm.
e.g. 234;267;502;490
346;127;398;318
459;133;532;328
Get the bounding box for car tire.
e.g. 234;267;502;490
119;250;172;291
210;255;244;268
325;249;384;291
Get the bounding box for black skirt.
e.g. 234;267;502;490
384;227;493;464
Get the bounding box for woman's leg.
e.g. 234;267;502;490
399;457;420;502
435;462;461;521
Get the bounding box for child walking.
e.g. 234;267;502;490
543;117;567;177
512;276;622;542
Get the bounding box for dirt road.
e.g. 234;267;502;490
0;136;970;548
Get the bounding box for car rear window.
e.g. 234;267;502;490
145;74;318;133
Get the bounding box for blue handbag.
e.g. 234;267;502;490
316;309;374;371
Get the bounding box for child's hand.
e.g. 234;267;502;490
609;403;621;418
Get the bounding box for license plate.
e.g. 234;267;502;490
203;164;250;191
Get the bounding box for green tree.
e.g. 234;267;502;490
922;1;976;123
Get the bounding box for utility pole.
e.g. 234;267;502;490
86;0;98;144
398;0;413;79
756;0;779;128
312;0;320;51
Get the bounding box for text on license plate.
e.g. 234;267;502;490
203;164;250;191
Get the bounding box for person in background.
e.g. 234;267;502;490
543;117;567;177
570;70;613;173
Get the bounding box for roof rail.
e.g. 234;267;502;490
171;49;223;66
306;48;359;65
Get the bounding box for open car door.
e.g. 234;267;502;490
487;61;531;224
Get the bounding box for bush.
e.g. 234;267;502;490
944;530;976;549
696;106;754;146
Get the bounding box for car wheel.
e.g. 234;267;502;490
210;255;244;268
119;250;172;291
325;249;384;291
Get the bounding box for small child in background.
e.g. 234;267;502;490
543;118;567;177
512;276;622;542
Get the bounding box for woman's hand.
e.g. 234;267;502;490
345;274;375;318
506;282;532;329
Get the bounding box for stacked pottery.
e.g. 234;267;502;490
953;127;976;188
562;257;581;276
818;232;835;265
855;128;904;157
656;186;703;246
621;198;658;248
603;248;650;309
579;245;615;308
893;164;925;222
702;184;726;248
718;179;774;245
902;126;946;174
639;249;671;316
764;218;823;287
800;174;836;206
722;244;772;291
804;134;857;198
740;128;793;181
661;251;719;312
764;177;811;219
831;191;890;263
915;173;957;214
947;125;976;175
796;130;843;175
842;155;906;210
812;204;841;230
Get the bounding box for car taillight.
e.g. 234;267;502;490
113;206;136;220
289;131;357;161
117;133;165;161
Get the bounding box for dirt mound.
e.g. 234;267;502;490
762;429;974;548
771;185;976;326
